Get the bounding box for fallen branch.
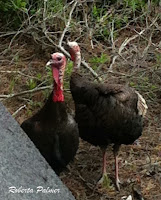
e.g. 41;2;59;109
0;70;40;80
12;105;26;117
108;55;118;72
0;85;71;100
81;60;102;81
141;161;161;168
0;85;52;99
0;31;23;38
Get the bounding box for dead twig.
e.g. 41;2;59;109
59;1;77;47
109;15;159;72
141;32;153;58
43;0;101;81
0;85;52;99
0;85;70;100
12;105;26;117
0;70;40;80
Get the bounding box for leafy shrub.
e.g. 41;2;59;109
0;0;27;29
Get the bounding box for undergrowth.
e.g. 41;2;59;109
0;0;161;112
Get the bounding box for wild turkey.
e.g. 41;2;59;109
21;52;79;175
67;41;148;190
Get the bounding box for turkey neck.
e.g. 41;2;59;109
52;81;64;102
31;90;67;123
45;92;67;122
52;81;67;121
73;51;81;73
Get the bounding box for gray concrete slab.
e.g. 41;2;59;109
0;103;75;200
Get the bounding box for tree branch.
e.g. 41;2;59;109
59;1;77;47
12;105;26;117
109;15;159;72
42;0;101;81
0;85;52;99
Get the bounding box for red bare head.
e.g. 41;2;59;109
67;41;80;60
48;52;66;102
50;52;66;85
67;41;81;71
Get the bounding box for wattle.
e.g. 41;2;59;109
53;84;64;102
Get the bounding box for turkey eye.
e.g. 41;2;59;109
57;57;62;61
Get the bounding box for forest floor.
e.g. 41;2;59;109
0;28;161;200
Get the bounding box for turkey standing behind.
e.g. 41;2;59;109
21;52;79;175
67;41;148;190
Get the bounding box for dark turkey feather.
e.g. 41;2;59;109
70;73;143;147
21;92;79;174
21;53;79;175
67;41;147;190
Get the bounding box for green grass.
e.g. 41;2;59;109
89;53;110;70
26;79;37;90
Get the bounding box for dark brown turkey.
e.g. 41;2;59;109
67;41;148;190
21;52;79;175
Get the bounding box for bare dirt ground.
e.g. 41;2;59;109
0;33;161;200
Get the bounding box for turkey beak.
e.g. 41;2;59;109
46;59;54;66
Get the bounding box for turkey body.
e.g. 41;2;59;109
67;41;147;190
71;73;143;149
21;52;79;175
21;92;79;174
70;72;143;190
